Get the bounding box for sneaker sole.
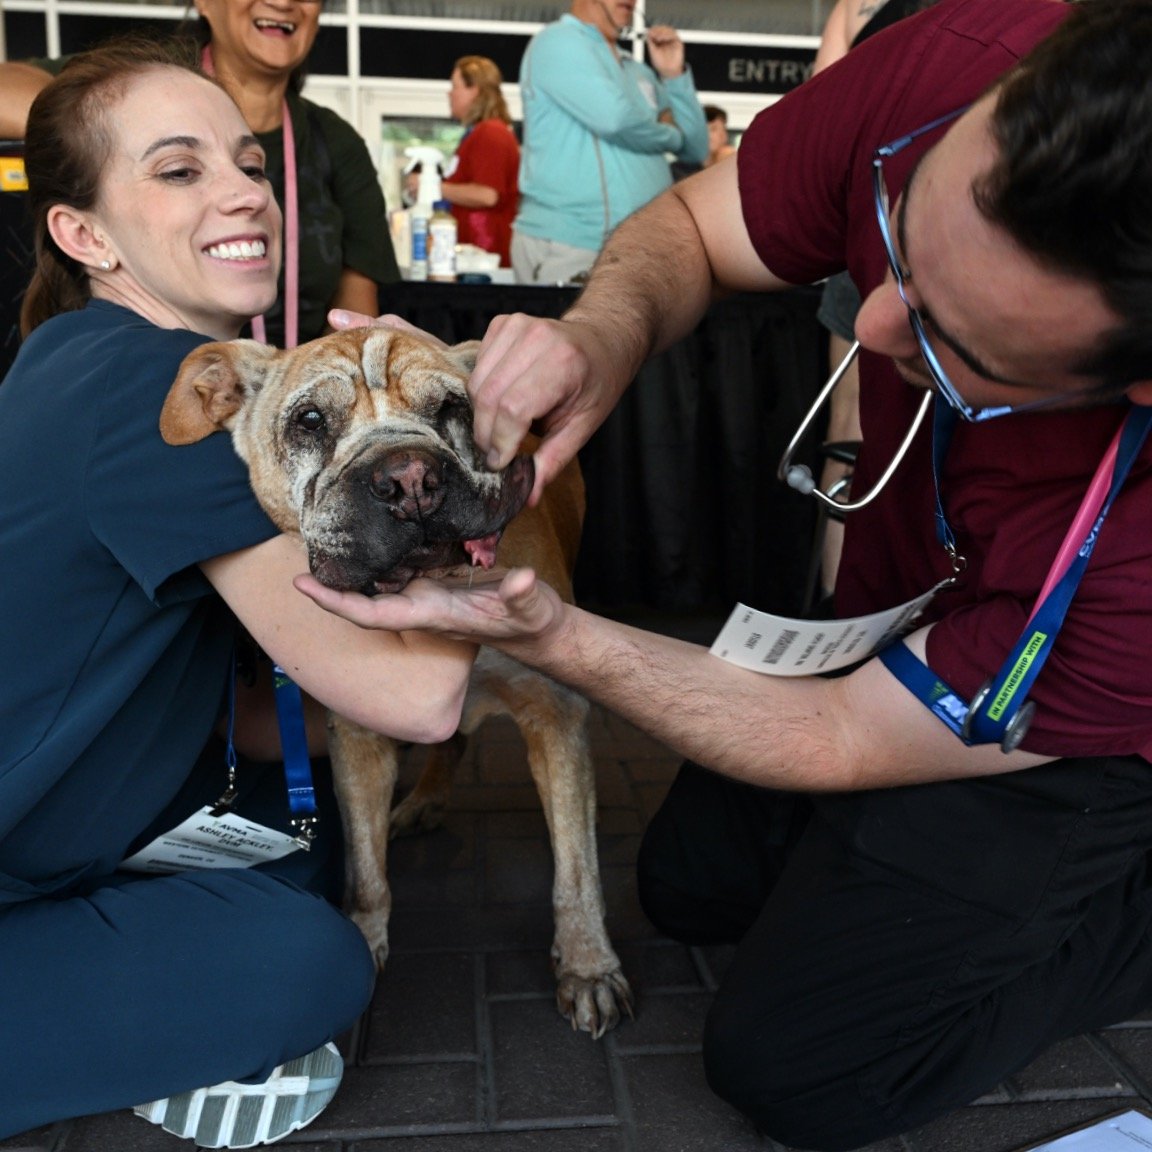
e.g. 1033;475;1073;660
133;1041;342;1149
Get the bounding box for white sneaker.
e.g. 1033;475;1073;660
133;1041;343;1148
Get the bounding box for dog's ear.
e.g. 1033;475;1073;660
442;339;481;376
160;340;278;445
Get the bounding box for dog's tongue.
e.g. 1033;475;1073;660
464;532;500;569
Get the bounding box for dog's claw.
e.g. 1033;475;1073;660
555;969;634;1039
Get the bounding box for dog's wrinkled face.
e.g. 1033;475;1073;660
160;327;534;593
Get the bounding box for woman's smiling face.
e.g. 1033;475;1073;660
83;67;282;338
196;0;321;80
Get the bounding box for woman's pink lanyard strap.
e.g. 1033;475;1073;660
200;45;298;349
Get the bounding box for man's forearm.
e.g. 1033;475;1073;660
495;603;847;791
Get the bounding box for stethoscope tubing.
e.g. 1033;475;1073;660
777;339;933;513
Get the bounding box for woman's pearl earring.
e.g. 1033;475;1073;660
99;259;112;270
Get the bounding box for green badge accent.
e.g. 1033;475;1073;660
987;631;1048;721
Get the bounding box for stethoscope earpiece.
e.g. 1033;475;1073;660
785;465;817;495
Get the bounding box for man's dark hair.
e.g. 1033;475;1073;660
975;0;1152;386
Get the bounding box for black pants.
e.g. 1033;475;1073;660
637;757;1152;1151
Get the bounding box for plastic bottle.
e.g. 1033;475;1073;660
403;146;447;282
429;200;458;282
410;207;430;280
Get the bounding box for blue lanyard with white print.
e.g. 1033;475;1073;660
879;400;1152;752
217;654;318;847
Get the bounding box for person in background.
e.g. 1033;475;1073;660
0;37;472;1146
0;0;399;348
511;0;708;284
437;55;520;268
307;2;1152;1147
702;104;737;166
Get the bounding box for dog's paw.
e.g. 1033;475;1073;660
350;909;391;972
389;791;446;838
555;969;635;1040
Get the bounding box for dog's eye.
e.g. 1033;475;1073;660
296;408;326;434
433;394;469;435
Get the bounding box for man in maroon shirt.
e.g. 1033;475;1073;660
310;1;1152;1145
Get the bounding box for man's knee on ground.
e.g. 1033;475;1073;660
636;824;748;945
701;993;910;1152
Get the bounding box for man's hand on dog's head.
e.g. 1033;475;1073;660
329;307;617;510
294;565;568;651
328;309;449;348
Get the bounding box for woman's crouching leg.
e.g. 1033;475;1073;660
0;867;375;1138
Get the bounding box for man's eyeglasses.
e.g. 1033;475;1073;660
872;106;1123;422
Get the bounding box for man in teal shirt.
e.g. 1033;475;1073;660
512;0;709;283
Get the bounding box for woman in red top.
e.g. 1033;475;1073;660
440;55;520;266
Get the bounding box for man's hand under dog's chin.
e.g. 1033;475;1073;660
293;567;568;649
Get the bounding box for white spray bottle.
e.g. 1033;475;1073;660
403;146;446;281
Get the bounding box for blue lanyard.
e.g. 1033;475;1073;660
880;400;1152;752
217;653;318;845
272;664;319;848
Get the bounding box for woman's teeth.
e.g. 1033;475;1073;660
207;240;267;261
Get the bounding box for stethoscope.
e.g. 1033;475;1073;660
777;335;1152;752
777;338;932;513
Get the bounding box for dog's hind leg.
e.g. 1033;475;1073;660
328;714;399;971
389;731;468;837
517;676;634;1039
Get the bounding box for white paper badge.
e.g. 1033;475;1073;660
710;586;943;677
120;807;304;873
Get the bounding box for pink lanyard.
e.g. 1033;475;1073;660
200;46;299;349
1031;420;1123;618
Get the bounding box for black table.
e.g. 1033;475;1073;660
377;280;829;618
0;151;31;378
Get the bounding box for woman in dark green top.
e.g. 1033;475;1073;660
0;0;400;348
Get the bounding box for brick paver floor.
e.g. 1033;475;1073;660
7;615;1152;1152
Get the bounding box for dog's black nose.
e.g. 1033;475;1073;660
369;450;446;520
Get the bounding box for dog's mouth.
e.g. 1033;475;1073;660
308;454;534;594
362;530;503;595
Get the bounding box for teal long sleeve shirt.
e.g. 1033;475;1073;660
514;14;710;252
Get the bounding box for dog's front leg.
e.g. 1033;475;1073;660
327;713;399;970
518;679;635;1039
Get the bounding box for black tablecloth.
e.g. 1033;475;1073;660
377;280;829;617
0;185;32;378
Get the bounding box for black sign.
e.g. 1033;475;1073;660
359;27;531;83
3;10;814;97
358;27;814;96
686;42;816;96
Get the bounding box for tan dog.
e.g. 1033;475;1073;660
160;327;633;1037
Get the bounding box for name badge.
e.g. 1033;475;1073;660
710;583;947;677
120;806;304;874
